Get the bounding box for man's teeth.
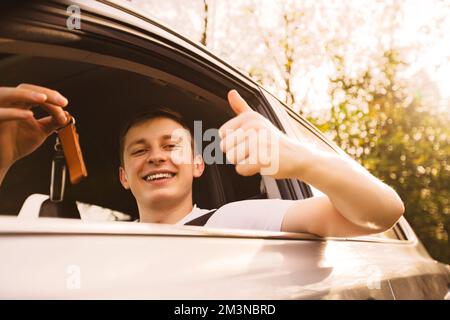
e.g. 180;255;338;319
144;173;175;181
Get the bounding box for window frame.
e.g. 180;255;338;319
0;0;415;243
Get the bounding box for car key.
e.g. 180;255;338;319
57;115;88;184
50;137;67;202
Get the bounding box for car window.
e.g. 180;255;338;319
0;6;400;240
0;50;266;222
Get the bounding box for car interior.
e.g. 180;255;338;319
0;53;265;221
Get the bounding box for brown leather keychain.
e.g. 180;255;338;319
57;115;88;184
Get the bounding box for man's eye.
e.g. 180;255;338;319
132;149;146;155
165;144;179;150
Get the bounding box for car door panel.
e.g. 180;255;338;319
0;217;417;299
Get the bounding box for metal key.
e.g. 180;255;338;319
50;137;67;202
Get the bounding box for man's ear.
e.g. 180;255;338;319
193;154;205;178
119;166;130;189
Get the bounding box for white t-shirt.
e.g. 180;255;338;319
176;199;297;232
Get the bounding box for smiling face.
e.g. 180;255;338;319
119;116;204;211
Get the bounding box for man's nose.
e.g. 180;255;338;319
146;149;168;164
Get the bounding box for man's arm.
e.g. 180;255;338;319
220;90;404;237
281;145;404;237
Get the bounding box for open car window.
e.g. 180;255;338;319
0;45;400;241
0;49;268;223
0;2;307;237
0;4;402;242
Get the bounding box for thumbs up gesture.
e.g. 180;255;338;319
219;90;303;179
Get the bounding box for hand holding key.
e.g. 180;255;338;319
0;83;69;184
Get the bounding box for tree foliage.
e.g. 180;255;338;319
311;51;450;263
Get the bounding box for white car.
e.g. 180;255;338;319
0;0;448;299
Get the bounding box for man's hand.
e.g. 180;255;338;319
219;89;308;179
219;89;404;236
0;84;69;176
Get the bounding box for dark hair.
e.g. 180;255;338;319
118;107;194;166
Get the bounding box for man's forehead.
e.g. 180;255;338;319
136;116;184;131
125;132;183;146
125;118;190;145
130;116;177;132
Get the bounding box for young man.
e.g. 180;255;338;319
0;84;405;237
118;90;405;236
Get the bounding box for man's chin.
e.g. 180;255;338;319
142;191;179;205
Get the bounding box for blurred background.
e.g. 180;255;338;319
124;0;449;263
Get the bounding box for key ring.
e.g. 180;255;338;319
55;115;75;133
54;136;62;151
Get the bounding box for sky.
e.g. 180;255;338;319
398;0;449;113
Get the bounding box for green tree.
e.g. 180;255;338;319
311;51;450;263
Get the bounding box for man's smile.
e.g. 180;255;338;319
141;170;177;185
